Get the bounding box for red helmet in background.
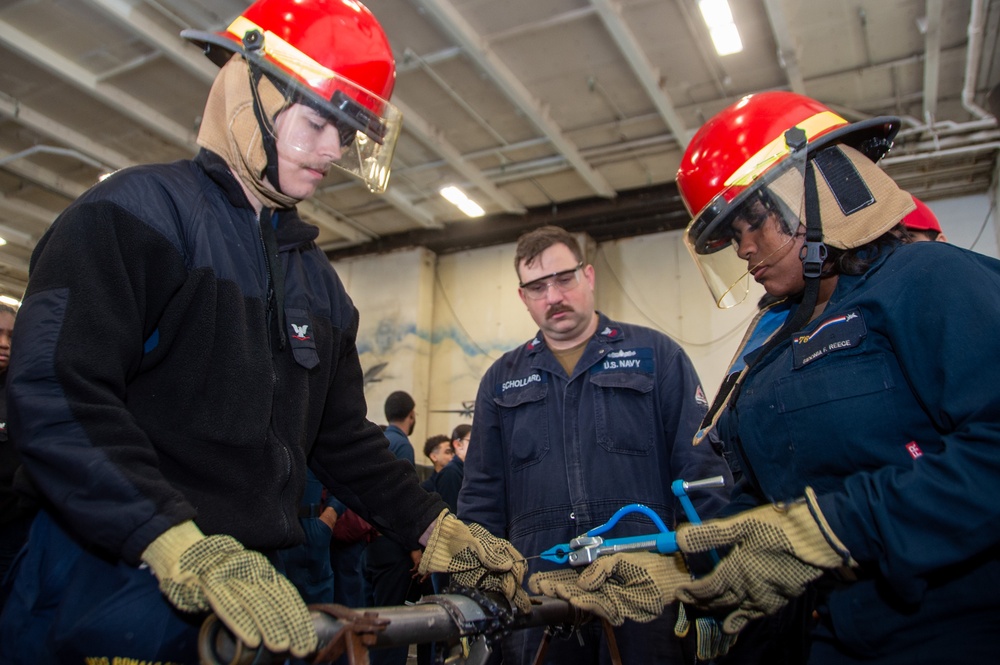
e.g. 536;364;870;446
183;0;401;193
902;196;942;233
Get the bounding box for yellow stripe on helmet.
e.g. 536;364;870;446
227;16;336;90
723;111;847;188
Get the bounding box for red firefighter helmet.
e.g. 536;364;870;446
677;91;898;231
677;91;900;307
183;0;401;193
902;196;942;233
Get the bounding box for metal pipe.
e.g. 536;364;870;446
881;141;1000;165
199;595;581;665
0;144;112;172
962;0;993;120
895;117;999;139
888;130;1000;155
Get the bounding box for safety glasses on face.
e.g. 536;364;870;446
519;263;584;300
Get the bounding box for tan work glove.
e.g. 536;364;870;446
528;552;691;625
676;487;855;634
674;603;738;661
141;521;317;657
418;509;530;613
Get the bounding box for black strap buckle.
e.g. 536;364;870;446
800;240;828;279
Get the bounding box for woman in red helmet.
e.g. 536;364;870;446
529;92;1000;663
0;2;527;662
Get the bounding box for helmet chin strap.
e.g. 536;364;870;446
745;128;827;370
238;30;286;199
245;63;284;196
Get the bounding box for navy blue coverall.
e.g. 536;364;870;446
718;240;1000;663
461;312;732;665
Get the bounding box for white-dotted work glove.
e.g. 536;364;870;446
141;520;317;657
674;603;739;661
418;509;531;613
528;552;691;625
676;487;855;634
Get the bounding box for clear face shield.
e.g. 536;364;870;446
683;132;810;308
244;34;402;194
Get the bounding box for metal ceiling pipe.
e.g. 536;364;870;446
890;130;1000;154
0;145;112;172
896;117;999;139
963;0;993;120
881;141;1000;165
921;0;943;124
763;0;807;95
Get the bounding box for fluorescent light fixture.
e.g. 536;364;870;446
698;0;733;26
698;0;743;56
0;295;20;307
709;23;743;56
0;237;6;246
439;185;485;218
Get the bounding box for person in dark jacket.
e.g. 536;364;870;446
529;91;1000;664
424;434;455;476
0;2;527;663
433;424;471;513
0;303;27;612
367;390;421;665
276;470;340;604
461;225;733;665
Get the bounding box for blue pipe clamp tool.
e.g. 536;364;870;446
538;476;726;567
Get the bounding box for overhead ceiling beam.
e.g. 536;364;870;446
7;0;371;242
590;0;689;148
922;0;943;124
0;94;133;171
0;19;198;147
393;99;525;214
84;0;220;82
674;0;732;101
0;247;30;273
0;148;91;200
0;193;57;233
0;266;28;300
414;0;616;198
762;0;807;95
382;188;443;229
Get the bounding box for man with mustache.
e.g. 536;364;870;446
459;225;732;664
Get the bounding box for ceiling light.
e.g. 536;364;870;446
0;237;6;246
0;295;20;307
698;0;743;56
439;186;485;218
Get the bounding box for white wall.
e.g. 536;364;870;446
333;247;436;446
593;230;762;402
925;193;998;258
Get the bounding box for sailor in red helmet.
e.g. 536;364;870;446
901;195;948;242
529;91;1000;663
0;1;527;662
